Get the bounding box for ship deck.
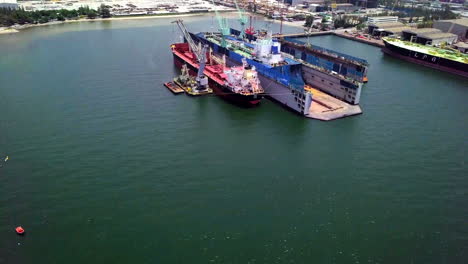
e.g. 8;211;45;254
305;86;362;121
172;44;226;86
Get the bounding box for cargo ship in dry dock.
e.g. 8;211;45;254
382;37;468;78
192;31;313;115
171;20;264;105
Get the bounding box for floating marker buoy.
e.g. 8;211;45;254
15;226;25;235
4;156;8;162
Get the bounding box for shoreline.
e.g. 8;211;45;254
0;11;308;35
0;11;223;34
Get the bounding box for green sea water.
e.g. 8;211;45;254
0;15;467;264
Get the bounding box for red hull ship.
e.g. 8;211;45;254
171;42;263;106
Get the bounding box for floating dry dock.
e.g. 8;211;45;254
305;86;362;121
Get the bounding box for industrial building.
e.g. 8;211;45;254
415;32;458;45
376;26;412;37
332;3;356;13
349;0;378;8
367;16;399;24
368;21;404;36
434;18;468;41
0;0;18;9
401;28;458;45
402;28;442;41
283;0;324;6
454;42;468;53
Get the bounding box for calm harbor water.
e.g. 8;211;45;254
0;15;467;263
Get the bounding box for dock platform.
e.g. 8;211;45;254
183;88;213;96
164;82;184;94
334;31;384;48
173;79;213;96
305;87;362;121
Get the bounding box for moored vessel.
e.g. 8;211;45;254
171;20;263;106
193;31;313;115
382;37;468;78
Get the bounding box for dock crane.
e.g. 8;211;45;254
172;19;209;91
234;0;248;39
210;0;230;47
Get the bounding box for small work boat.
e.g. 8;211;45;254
164;82;184;94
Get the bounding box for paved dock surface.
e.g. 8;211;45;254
275;31;333;38
334;31;384;47
276;30;385;48
305;87;362;121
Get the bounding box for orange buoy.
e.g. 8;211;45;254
15;226;25;235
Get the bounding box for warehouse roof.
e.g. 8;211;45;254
437;18;468;27
369;22;404;28
418;32;458;40
454;42;468;49
402;28;442;35
383;26;413;34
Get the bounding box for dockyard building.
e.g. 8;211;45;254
415;32;458;45
402;28;443;42
349;0;378;8
0;0;17;9
401;28;458;45
331;3;356;13
454;42;468;53
434;18;468;41
367;21;404;36
376;26;412;37
367;16;399;24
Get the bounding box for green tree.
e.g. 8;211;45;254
98;4;111;18
87;10;97;19
78;6;91;16
38;16;49;24
57;14;65;21
304;15;314;27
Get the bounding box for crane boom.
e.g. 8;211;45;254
197;45;207;80
210;0;230;47
172;19;209;91
233;0;249;39
172;19;202;60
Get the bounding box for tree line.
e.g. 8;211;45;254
303;4;458;31
373;5;458;20
0;5;111;27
